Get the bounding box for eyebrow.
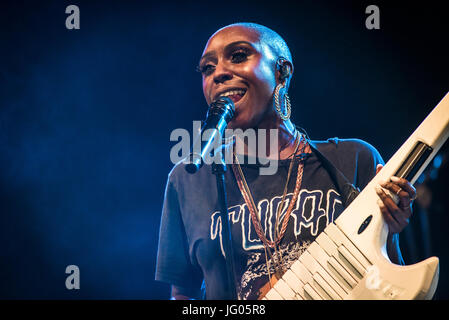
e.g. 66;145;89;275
198;41;256;66
199;51;217;66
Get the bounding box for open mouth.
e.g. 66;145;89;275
216;88;247;104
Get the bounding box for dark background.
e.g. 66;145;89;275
0;0;448;299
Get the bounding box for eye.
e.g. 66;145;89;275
197;64;215;76
230;48;249;63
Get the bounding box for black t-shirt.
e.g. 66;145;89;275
155;138;384;299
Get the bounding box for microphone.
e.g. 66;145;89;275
185;96;235;174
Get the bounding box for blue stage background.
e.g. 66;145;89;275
1;0;448;299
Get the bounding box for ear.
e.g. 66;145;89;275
275;58;294;87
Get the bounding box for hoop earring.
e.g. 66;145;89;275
274;82;291;120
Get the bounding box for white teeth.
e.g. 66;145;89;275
220;89;246;97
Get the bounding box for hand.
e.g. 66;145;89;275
375;164;417;234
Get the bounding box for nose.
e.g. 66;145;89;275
213;62;233;84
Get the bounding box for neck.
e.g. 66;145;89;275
233;113;298;160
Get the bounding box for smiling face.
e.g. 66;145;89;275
198;25;279;130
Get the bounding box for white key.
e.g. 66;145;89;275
316;232;360;285
325;223;370;269
338;245;366;278
274;278;300;300
290;260;313;284
328;256;357;289
299;251;345;298
304;283;323;300
308;242;349;293
265;288;284;300
281;269;306;299
315;231;339;256
313;273;342;300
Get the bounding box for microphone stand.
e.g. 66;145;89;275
185;96;237;298
212;155;238;300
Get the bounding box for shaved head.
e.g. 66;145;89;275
212;22;293;68
200;22;295;129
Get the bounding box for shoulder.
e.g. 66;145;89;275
166;159;190;189
312;137;379;154
312;137;383;164
167;160;188;182
166;158;214;191
310;137;384;189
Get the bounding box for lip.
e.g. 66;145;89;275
212;86;248;102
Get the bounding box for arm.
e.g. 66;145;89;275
155;174;204;298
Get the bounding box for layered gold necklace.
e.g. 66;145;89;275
231;131;311;288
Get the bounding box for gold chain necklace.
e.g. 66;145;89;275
231;132;309;248
231;132;311;287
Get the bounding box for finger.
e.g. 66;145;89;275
375;185;412;221
379;180;404;198
379;180;415;210
376;186;411;219
389;205;410;226
377;199;402;234
398;198;413;213
390;176;417;200
377;196;410;233
376;183;401;207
